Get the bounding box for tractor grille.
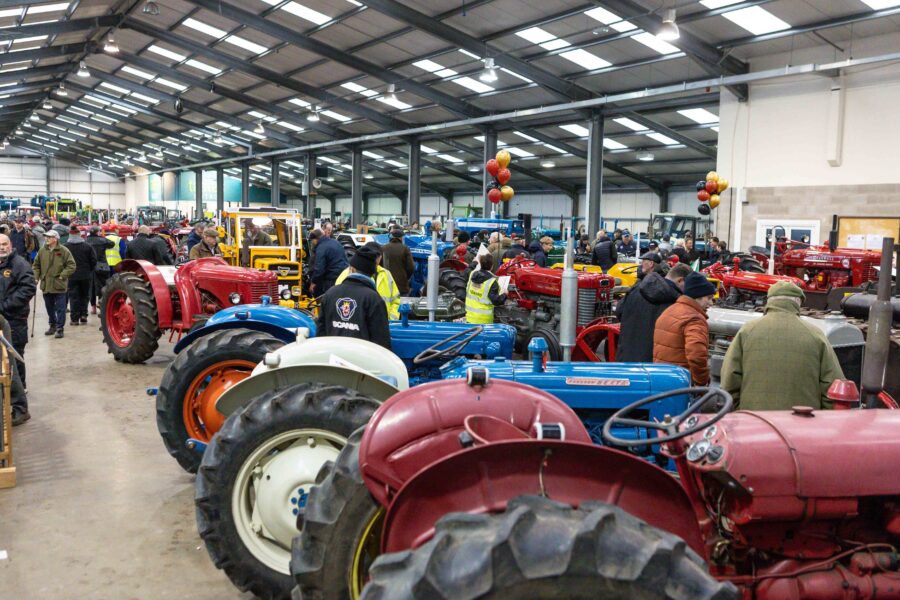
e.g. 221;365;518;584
860;264;877;283
249;281;279;304
577;288;596;326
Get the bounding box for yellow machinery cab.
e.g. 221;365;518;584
218;208;312;309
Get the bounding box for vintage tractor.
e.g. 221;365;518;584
99;257;279;363
703;257;806;309
217;207;309;307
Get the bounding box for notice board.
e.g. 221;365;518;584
837;216;900;250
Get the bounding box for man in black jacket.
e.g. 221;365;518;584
317;245;391;349
381;228;414;295
85;226;114;315
591;232;617;270
615;263;690;362
126;226;172;265
309;228;348;295
65;226;97;326
0;233;36;420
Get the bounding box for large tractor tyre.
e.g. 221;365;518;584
195;383;380;600
438;269;468;302
292;428;380;600
99;272;161;363
156;328;285;473
361;495;737;600
525;327;563;361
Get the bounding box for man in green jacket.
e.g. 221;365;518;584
32;229;76;338
721;281;844;411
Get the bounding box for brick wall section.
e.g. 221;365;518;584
741;184;900;248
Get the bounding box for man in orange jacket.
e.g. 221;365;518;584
652;272;716;385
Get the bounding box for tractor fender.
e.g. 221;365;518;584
116;259;175;329
172;304;317;354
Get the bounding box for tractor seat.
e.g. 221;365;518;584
749;245;779;256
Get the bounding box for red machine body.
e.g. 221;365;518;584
751;242;881;293
362;377;900;600
704;260;805;307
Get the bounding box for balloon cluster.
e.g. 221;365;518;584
696;171;728;216
485;149;515;204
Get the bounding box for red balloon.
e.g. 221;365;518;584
705;180;718;194
697;190;710;202
485;159;500;177
496;168;511;185
487;187;502;204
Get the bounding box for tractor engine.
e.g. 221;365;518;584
172;258;279;324
781;246;881;291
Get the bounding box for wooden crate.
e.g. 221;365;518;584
0;344;15;488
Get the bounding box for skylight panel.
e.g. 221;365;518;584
646;132;678;145
277;121;304;132
154;77;187;91
342;82;366;93
362;151;383;159
225;35;268;55
321;110;351;122
858;0;900;7
0;66;27;73
454;77;493;94
516;27;556;45
514;132;538;142
506;147;534;158
543;144;566;154
109;104;137;115
560;49;611;70
99;82;130;94
711;126;720;132
262;1;332;25
121;65;154;80
317;157;339;165
183;18;227;39
722;6;790;35
27;2;70;14
130;92;159;104
12;35;47;44
603;138;627;150
57;116;77;125
59;135;76;143
80;123;99;131
69;107;92;117
699;0;743;8
420;145;437;154
377;96;412;110
459;49;481;60
289;98;311;108
501;68;532;83
384;160;405;168
437;154;462;164
413;59;444;73
0;8;22;18
541;39;571;51
47;123;66;131
147;45;186;62
560;124;589;137
631;32;680;55
584;7;637;32
678;108;718;124
186;59;221;75
68;130;86;137
614;117;646;131
435;68;458;78
91;114;116;124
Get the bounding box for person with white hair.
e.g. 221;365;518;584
125;225;171;265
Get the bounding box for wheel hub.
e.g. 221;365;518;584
184;361;253;442
106;290;135;346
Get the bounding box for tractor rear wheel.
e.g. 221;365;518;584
291;428;381;600
156;328;285;473
525;327;562;361
99;272;161;363
195;383;380;600
439;269;468;302
361;495;737;600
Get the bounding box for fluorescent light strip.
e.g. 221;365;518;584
454;77;493;94
631;32;680;55
277;121;304;132
560;123;589;137
362;150;383;159
722;6;791;35
678;108;718;124
121;65;154;80
613;117;646;131
506;147;534;158
436;154;462;163
560;49;611;70
646;132;678;145
384;160;405;168
321;110;350;122
584;6;637;32
603;139;628;150
262;0;331;26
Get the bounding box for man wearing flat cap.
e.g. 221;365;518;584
721;281;843;410
317;244;391;349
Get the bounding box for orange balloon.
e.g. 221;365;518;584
709;194;720;209
496;168;511;185
717;178;729;193
495;149;511;168
500;185;514;201
706;171;719;182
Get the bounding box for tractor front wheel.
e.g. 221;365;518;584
291;428;381;600
362;495;737;600
156;328;285;473
195;383;380;600
99;272;161;363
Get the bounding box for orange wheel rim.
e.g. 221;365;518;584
183;359;256;442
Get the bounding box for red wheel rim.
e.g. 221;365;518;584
183;360;256;442
105;289;136;347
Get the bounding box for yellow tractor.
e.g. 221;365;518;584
217;208;313;309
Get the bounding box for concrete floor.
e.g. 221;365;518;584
0;308;251;599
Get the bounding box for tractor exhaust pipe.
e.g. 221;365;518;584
861;236;894;408
426;230;439;322
559;235;578;362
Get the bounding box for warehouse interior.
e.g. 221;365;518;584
0;0;898;599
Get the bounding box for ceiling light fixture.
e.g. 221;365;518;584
540;160;556;168
29;113;39;121
307;106;320;122
77;61;90;77
213;133;224;144
254;120;265;135
657;8;680;41
467;163;480;173
56;83;67;96
364;173;374;179
479;57;498;83
385;83;398;103
15;128;23;135
42;100;52;110
636;150;655;161
142;1;160;16
104;34;119;53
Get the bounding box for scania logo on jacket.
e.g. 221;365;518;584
337;297;357;321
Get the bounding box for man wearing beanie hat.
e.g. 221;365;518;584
653;271;717;385
721;281;843;411
334;242;401;319
317;244;391;349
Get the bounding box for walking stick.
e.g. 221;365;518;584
29;294;36;338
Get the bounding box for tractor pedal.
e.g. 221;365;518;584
146;387;159;396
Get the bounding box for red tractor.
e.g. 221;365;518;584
704;257;806;309
99;257;278;363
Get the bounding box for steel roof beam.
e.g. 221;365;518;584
0;14;118;40
0;64;71;85
620;111;716;158
0;42;88;65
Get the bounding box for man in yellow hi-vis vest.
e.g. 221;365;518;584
465;254;507;324
335;242;401;320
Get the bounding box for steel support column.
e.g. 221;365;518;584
194;168;203;219
482;128;497;215
306;153;317;218
271;159;280;206
351;148;363;226
216;168;224;213
241;162;250;207
585;113;604;240
407;138;421;225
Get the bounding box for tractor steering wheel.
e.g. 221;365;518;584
413;325;484;365
602;387;733;446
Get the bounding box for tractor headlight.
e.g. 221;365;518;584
229;292;242;305
280;288;293;301
291;285;302;297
